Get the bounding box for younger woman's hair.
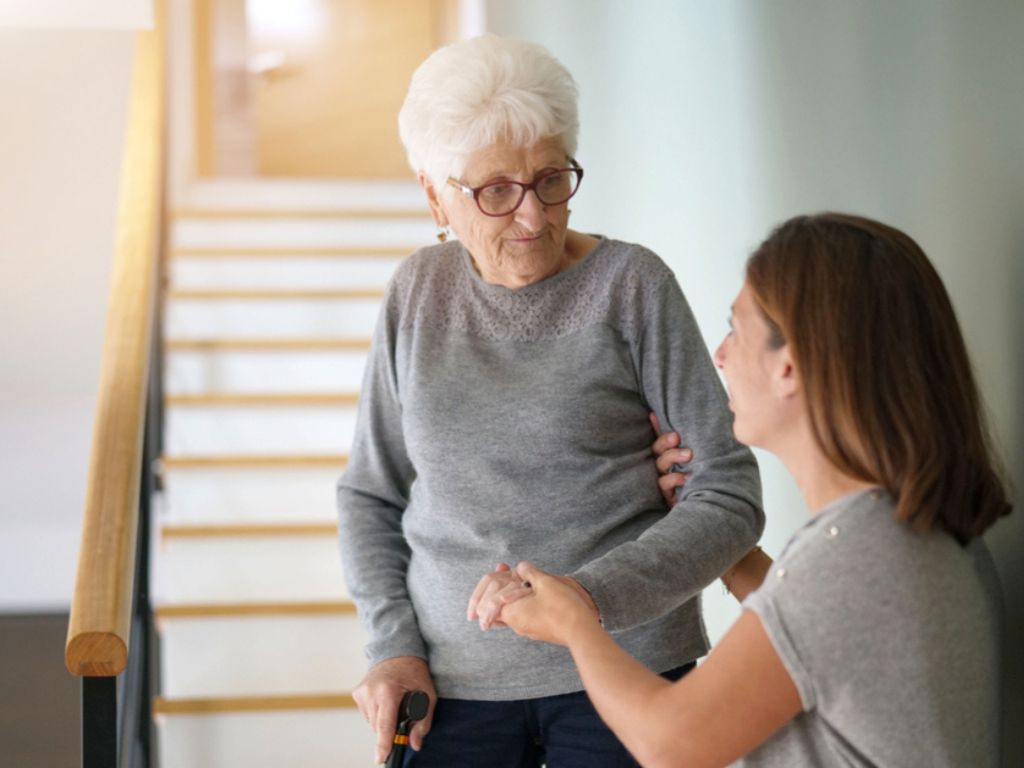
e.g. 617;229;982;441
746;213;1011;543
398;34;579;190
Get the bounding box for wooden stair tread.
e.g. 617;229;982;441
160;454;348;469
155;601;355;618
172;208;430;220
169;246;412;258
165;392;360;407
162;522;337;538
165;338;372;351
168;288;386;300
153;692;357;715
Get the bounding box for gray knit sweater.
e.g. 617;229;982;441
337;237;763;700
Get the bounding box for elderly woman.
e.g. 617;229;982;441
337;35;763;767
501;214;1010;767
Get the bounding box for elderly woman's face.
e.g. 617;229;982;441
430;137;575;289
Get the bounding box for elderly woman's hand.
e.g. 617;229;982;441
500;562;603;646
351;655;436;764
467;562;526;630
650;412;692;506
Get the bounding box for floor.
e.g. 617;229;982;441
0;613;80;768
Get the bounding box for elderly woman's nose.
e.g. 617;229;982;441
514;189;547;226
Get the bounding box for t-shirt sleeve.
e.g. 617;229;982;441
742;515;888;714
743;579;817;711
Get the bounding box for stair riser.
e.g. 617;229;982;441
159;615;368;697
165;406;358;455
159;468;342;523
157;710;376;768
172;218;435;249
165;350;368;394
156;536;347;603
169;256;402;290
165;298;380;338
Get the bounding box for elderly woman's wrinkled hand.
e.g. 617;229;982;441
467;562;533;630
351;655;436;764
500;562;602;646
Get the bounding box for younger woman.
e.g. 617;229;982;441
498;213;1011;767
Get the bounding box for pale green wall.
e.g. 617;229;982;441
488;1;1024;762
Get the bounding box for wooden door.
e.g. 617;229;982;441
247;0;450;177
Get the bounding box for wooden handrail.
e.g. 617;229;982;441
65;11;166;678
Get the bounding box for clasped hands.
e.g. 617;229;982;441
466;414;692;644
466;561;601;646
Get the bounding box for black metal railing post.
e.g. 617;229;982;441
83;676;118;768
81;299;163;768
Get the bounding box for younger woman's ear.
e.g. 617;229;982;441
418;172;448;227
773;345;800;399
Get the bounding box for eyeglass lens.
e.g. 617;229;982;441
476;169;581;216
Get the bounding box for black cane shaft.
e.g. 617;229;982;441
384;691;430;767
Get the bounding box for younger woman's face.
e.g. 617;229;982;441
714;282;790;448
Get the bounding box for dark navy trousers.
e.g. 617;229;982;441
404;663;694;768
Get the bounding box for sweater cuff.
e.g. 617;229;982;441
365;634;429;668
567;567;622;631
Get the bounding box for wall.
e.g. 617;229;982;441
488;0;1024;762
0;0;150;29
0;28;136;610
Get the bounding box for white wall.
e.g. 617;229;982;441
0;28;136;610
0;0;151;29
488;0;1024;762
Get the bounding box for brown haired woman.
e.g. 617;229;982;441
493;213;1012;767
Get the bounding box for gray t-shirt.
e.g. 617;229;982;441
337;237;764;699
739;489;1002;767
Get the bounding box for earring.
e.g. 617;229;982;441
436;226;451;243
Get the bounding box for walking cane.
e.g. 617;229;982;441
384;690;429;767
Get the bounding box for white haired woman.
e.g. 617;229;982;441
337;35;764;767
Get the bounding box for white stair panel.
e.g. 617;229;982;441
175;178;427;210
157;710;376;768
165;405;358;455
156;536;348;603
165;297;381;339
158;180;417;765
165;349;368;394
159;467;341;523
169;255;403;291
159;614;368;697
172;217;435;249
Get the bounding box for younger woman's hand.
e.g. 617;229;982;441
650;413;692;506
500;562;602;646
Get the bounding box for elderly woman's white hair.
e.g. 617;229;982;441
398;34;579;191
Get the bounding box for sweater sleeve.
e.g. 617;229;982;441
336;288;426;666
570;275;764;632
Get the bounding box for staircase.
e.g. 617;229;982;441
152;180;434;767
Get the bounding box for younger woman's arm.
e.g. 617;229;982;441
502;562;800;768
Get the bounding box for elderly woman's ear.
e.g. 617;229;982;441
418;171;449;229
